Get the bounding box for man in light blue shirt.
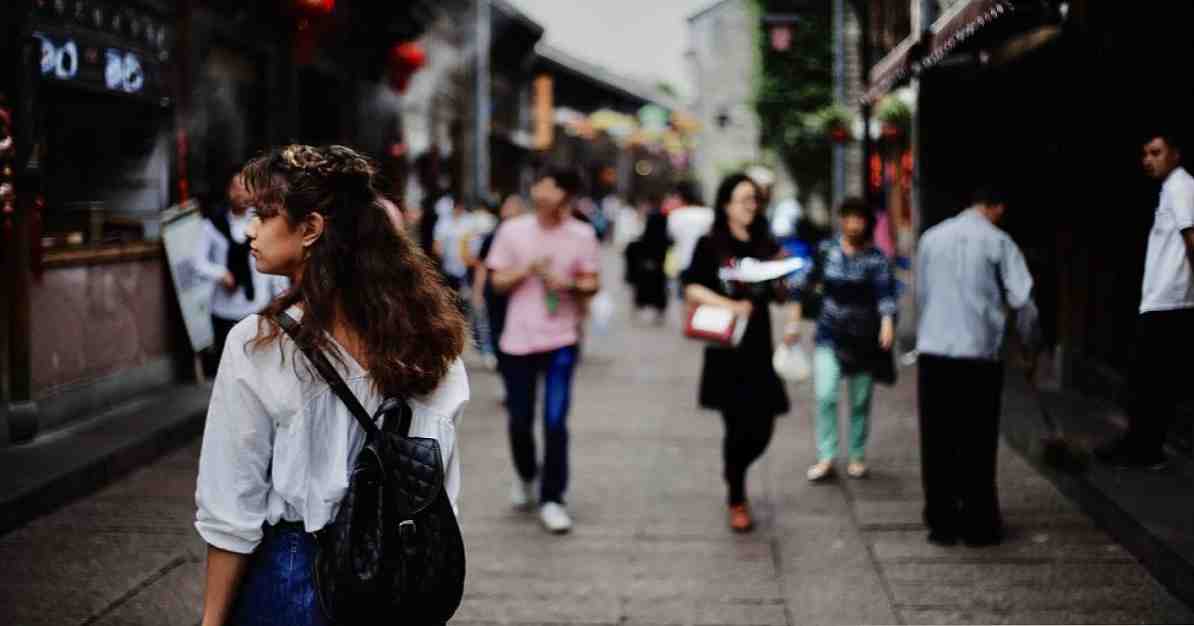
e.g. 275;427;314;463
914;185;1038;548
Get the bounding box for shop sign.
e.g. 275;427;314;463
161;200;214;353
34;30;154;96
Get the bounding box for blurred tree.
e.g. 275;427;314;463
753;0;834;202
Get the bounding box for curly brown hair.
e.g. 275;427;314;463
241;144;466;399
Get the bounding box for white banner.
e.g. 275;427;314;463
161;200;214;353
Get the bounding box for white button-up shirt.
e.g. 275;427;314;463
916;208;1038;361
1141;166;1194;313
194;312;469;554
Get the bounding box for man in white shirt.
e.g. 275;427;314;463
196;174;288;370
1097;133;1194;469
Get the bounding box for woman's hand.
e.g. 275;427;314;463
879;317;895;350
730;299;754;318
783;321;801;347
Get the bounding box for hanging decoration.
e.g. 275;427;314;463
291;0;335;65
388;41;426;93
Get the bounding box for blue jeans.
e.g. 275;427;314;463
228;522;329;626
502;345;578;504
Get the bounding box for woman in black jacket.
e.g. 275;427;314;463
680;173;799;533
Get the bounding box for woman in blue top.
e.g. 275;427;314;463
790;198;896;482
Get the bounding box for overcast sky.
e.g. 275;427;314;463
504;0;717;102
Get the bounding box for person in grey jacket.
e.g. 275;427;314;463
915;185;1038;547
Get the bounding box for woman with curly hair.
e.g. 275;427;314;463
194;145;469;626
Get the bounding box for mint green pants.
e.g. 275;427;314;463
813;346;874;463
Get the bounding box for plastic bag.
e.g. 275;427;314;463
772;343;811;382
589;290;615;336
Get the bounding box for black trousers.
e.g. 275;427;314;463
917;354;1004;540
1123;309;1194;456
721;409;776;505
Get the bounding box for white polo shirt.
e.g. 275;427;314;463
1140;166;1194;313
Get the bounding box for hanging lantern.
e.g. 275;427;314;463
294;0;334;16
388;41;426;93
769;24;792;51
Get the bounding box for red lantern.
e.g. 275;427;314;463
294;0;334;16
388;42;426;93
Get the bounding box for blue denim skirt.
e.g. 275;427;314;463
228;521;330;626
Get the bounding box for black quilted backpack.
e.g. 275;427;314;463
275;312;466;625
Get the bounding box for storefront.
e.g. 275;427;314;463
1;0;185;445
0;0;437;447
864;0;1194;402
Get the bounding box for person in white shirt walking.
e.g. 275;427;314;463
666;181;713;283
196;174;288;372
915;185;1039;547
194;145;469;626
1096;132;1194;470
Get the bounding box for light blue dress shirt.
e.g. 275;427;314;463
915;208;1039;361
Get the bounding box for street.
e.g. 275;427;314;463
0;259;1190;626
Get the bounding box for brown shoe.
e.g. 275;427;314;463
729;502;754;533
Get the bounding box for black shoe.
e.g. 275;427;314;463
927;530;958;546
1096;443;1167;470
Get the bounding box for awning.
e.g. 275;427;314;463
861;0;1018;104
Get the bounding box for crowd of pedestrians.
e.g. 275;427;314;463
187;127;1194;623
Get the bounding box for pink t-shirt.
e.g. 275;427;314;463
486;214;601;356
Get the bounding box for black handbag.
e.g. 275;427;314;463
274;312;466;625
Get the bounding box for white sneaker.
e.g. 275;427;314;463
482;353;499;371
539;502;573;534
511;479;536;510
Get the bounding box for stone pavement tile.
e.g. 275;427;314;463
888;577;1183;613
882;560;1161;587
899;607;1184;625
869;528;1135;562
774;516;899;626
452;591;620;624
90;555;204;626
620;598;788;626
0;540;195;625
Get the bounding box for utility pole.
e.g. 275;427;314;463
831;0;846;208
474;0;491;204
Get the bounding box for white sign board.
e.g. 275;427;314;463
161;200;214;353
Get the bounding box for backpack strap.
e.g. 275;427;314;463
273;311;385;441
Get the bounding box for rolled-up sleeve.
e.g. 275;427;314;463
195;338;275;554
408;359;470;515
1001;238;1039;349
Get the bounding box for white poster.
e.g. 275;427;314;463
161;200;214;353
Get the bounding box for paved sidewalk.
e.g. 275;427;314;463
0;264;1190;624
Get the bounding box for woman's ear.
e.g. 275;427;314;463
302;212;326;248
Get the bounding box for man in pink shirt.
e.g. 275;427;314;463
487;166;601;533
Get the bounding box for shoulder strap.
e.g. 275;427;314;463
273;311;384;441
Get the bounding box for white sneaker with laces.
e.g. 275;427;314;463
539;502;573;534
511;479;536;510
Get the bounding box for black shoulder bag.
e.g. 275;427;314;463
274;312;466;626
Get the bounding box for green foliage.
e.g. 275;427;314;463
753;0;835;200
875;94;912;130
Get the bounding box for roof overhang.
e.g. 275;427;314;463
861;0;1025;104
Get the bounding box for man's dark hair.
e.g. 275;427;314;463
972;185;1009;207
838;196;873;224
674;179;704;207
1146;130;1184;155
535;165;583;197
